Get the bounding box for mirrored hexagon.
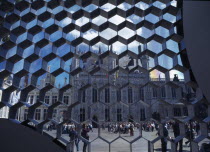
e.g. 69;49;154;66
92;15;107;26
169;69;184;81
118;27;135;40
110;69;128;87
158;54;173;70
21;12;37;29
10;26;27;44
100;55;117;72
108;15;125;26
137;27;154;39
29;58;47;76
55;40;71;58
126;14;144;25
135;1;151;10
132;137;148;151
54;72;69;89
163;13;176;23
65;29;80;42
38;42;55;60
145;13;160;24
92;42;109;53
111;138;130;151
65;4;81;14
147;40;163;54
55;10;72;28
150;69;166;80
82;29;98;41
112;41;127;55
153;1;167;9
166;39;179;53
45;25;62;42
77;42;90;54
31;0;47;15
99;28;117;41
100;3;116;12
91;138;109;152
47;0;63;14
47;57;64;77
38;11;54;29
4;14;20;30
75;16;89;27
155;26;170;38
12;59;30;76
83;4;98;13
128;41;143;55
28;25;44;43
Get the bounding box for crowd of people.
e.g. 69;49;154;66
105;122;136;136
44;120;208;152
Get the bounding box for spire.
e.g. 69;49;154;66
138;44;141;54
64;77;67;85
99;45;102;54
47;66;51;72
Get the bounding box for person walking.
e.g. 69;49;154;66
172;122;183;152
157;124;168;152
81;124;90;152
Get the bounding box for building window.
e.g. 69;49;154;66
44;96;50;104
43;109;48;120
140;108;146;121
80;108;85;122
53;109;57;118
92;88;97;103
117;90;121;102
152;88;157;98
105;88;110;103
105;108;110;122
128;87;133;103
174;108;181;116
161;87;166;98
117;109;122;122
29;95;34;104
139;87;144;101
35;109;41;120
63;96;69;105
36;95;39;102
183;107;188;116
52;96;57;104
24;109;28;120
171;88;176;98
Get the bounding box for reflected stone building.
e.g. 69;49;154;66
17;50;194;123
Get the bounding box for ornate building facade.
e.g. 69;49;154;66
15;51;193;124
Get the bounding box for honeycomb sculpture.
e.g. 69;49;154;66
0;0;209;152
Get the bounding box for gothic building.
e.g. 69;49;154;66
15;50;194;124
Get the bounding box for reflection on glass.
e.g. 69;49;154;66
158;54;173;69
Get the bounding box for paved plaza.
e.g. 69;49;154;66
44;128;199;152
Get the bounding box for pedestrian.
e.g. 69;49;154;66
172;122;183;152
81;124;90;152
157;124;168;152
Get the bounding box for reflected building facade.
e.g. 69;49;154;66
16;51;193;123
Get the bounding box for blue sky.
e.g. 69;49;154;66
1;0;184;88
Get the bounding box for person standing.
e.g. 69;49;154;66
81;124;90;152
69;127;80;152
172;122;183;152
157;124;168;152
